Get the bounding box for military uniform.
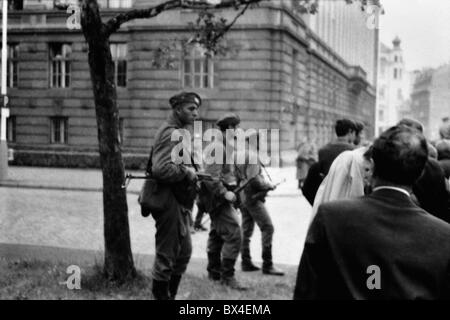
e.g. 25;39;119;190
149;92;201;299
200;113;245;289
237;139;284;276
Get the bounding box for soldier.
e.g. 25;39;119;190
200;113;247;290
238;132;285;276
149;92;200;300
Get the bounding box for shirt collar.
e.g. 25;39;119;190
372;186;411;198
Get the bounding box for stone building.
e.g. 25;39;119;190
2;0;378;167
408;64;450;140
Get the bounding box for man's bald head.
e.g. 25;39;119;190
372;126;428;186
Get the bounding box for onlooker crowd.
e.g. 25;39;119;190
295;117;450;300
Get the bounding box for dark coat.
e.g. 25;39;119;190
318;141;355;176
301;162;324;206
294;189;450;300
438;159;450;179
413;158;450;223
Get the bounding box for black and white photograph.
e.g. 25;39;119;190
0;0;449;306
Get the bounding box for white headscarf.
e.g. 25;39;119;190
310;147;368;224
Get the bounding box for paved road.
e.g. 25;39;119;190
0;186;312;266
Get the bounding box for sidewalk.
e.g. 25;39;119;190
0;165;302;197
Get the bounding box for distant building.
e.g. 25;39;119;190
2;0;378;168
408;64;450;140
376;37;411;135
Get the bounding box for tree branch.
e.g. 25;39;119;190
104;0;265;37
210;2;251;46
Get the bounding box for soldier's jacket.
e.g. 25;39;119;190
200;138;238;213
150;114;196;209
236;150;273;205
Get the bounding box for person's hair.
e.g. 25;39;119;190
372;126;428;186
436;139;450;160
354;121;365;134
335;119;356;137
397;118;424;133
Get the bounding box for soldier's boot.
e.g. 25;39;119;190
221;258;248;291
241;245;260;272
152;279;170;300
262;245;285;276
207;252;221;281
168;274;182;300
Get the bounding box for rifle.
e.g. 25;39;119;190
249;178;286;201
121;172;220;189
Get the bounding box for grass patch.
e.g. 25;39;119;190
0;257;296;300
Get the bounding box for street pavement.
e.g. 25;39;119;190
0;166;312;268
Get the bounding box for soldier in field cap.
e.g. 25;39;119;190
216;113;241;128
145;91;201;300
199;112;248;290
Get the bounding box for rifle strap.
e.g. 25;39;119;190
260;162;273;183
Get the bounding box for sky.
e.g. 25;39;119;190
379;0;450;71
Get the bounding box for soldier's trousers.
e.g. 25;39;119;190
207;202;242;279
152;198;192;282
241;200;274;265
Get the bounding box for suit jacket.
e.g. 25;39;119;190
294;189;450;300
413;159;450;223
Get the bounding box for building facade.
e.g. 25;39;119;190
376;37;411;135
408;64;450;140
2;0;378;168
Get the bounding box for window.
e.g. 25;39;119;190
291;49;298;94
1;44;19;88
393;68;398;79
378;109;384;122
50;117;68;144
8;0;23;10
379;86;385;98
183;46;217;89
98;0;132;8
380;63;386;77
394;55;398;62
110;43;127;87
6;116;16;143
49;43;72;88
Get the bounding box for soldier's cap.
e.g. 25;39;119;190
169;92;202;109
216;113;240;128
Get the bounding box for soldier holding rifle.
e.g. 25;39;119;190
199;113;248;290
145;92;201;300
237;132;285;276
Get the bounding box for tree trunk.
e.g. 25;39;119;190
81;0;136;282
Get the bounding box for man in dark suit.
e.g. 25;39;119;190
302;119;356;205
397;118;450;223
294;126;450;300
318;119;356;176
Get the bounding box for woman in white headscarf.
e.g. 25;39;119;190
310;147;373;224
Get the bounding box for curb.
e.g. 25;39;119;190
0;181;303;198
